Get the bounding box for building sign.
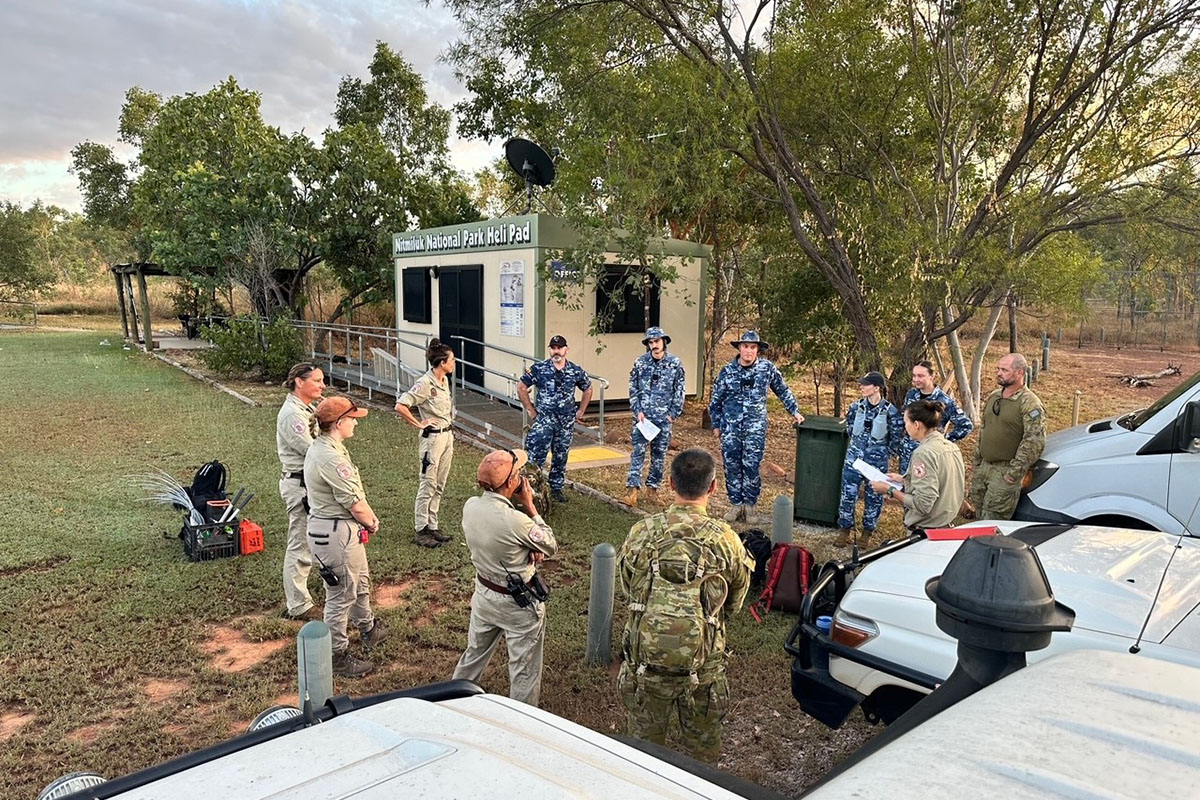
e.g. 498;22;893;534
394;219;533;256
499;260;525;337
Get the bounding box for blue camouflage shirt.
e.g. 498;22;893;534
844;396;905;458
900;387;973;442
629;352;685;423
521;359;592;415
707;357;800;431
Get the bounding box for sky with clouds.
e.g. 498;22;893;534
0;0;495;213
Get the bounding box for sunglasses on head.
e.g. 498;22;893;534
490;448;519;492
336;401;361;423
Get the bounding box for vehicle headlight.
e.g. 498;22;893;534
1022;459;1059;492
38;772;106;800
831;611;879;649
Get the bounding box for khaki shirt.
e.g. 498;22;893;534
976;386;1047;480
398;369;455;428
902;431;966;529
276;393;316;472
463;491;557;585
303;436;365;518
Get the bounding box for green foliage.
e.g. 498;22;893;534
0;201;55;297
199;315;303;382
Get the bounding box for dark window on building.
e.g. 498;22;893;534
402;267;432;324
595;265;661;333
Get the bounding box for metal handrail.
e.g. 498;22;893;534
450;334;611;442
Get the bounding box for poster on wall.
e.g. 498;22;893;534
499;259;525;337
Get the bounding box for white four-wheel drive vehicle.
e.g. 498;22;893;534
789;521;1200;727
1015;368;1200;533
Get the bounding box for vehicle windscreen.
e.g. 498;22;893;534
1121;368;1200;430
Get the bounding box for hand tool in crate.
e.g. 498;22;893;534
180;487;257;561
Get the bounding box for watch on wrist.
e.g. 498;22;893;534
887;487;895;498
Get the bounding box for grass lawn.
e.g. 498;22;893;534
1;330;839;797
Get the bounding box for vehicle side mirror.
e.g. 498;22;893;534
1177;402;1200;453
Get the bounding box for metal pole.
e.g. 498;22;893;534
297;621;333;713
586;543;616;665
598;382;606;443
1072;390;1081;426
771;495;793;544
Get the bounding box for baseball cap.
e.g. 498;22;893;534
315;396;368;425
477;448;529;490
858;371;886;389
548;335;568;348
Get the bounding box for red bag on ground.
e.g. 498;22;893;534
750;543;814;622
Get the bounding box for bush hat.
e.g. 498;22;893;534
731;330;768;351
641;326;671;346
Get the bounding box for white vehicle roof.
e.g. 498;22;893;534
110;693;745;799
851;523;1200;645
807;650;1200;798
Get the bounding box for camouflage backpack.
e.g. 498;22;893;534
626;515;729;679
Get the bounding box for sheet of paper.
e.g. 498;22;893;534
636;418;661;442
853;458;903;490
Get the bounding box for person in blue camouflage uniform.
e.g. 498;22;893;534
517;335;593;504
624;326;686;508
898;360;973;472
836;371;904;548
707;331;805;525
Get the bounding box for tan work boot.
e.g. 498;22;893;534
723;505;743;523
858;531;874;550
833;529;853;548
622;487;639;507
645;487;660;505
360;619;389;653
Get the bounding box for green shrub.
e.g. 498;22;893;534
200;315;303;382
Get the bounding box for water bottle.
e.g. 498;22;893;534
811;615;833;671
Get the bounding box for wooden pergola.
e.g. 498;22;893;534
111;262;170;351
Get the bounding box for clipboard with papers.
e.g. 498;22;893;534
852;458;903;491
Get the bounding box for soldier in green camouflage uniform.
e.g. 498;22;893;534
617;448;752;762
968;353;1046;520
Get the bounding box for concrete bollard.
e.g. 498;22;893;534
772;494;793;544
297;621;333;713
1056;326;1062;344
587;542;616;665
1042;342;1050;371
1031;361;1039;383
1072;390;1081;426
1100;327;1106;344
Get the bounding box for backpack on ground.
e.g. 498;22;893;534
750;542;814;622
739;529;773;588
625;517;730;681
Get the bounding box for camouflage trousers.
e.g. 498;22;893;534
968;460;1022;520
525;412;575;491
837;457;886;532
617;661;730;763
627;421;671;489
720;427;766;506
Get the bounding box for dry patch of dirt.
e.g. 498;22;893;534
143;679;188;703
375;577;421;610
68;720;118;744
0;554;70;578
0;710;35;743
201;625;290;672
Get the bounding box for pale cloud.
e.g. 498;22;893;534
0;0;490;212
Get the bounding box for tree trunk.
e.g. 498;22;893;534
944;304;975;424
970;300;1006;418
1007;291;1019;354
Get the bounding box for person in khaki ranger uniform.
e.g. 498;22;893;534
616;448;752;763
968;353;1047;520
277;363;325;621
452;448;557;706
871;399;966;530
394;338;457;549
304;396;387;679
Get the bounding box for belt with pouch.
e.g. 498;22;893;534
421;426;450;438
477;575;515;595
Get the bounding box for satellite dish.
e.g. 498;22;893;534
504;137;556;214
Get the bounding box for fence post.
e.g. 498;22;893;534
1042;341;1050;372
1030;361;1039;383
297;621;333;713
1072;391;1082;427
772;495;793;544
1100;327;1106;344
586;543;616;665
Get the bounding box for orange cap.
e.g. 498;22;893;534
315;396;368;425
477;448;528;490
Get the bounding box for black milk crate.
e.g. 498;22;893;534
181;520;238;561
